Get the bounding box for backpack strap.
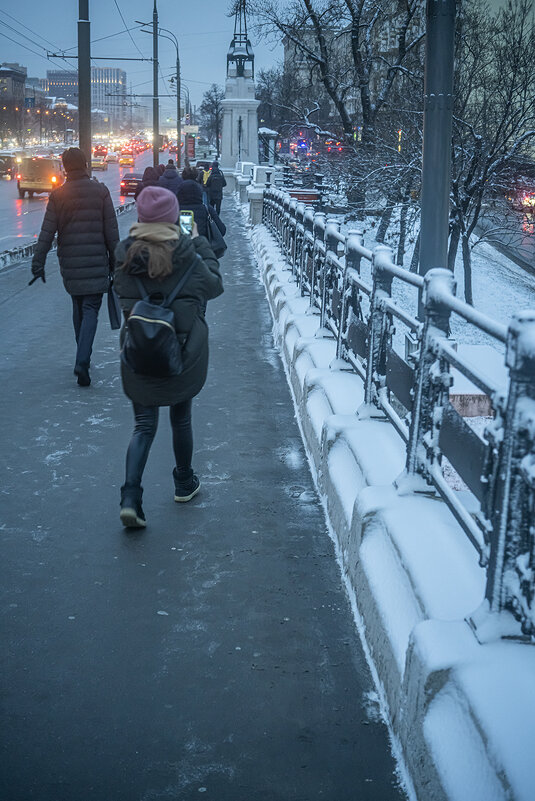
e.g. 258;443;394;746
134;276;149;299
132;253;199;306
164;253;200;307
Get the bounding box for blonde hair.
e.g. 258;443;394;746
121;240;175;280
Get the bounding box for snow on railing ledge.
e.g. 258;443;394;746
0;199;136;270
261;186;535;644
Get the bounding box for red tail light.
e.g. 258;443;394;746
16;173;21;179
120;182;125;186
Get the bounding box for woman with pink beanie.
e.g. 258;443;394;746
113;185;224;528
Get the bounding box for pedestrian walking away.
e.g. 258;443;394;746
30;147;119;387
205;160;227;216
113;185;224;529
200;163;211;207
178;167;226;240
158;159;182;195
135;165;160;199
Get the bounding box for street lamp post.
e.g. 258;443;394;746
140;23;181;168
152;1;159;168
78;0;91;161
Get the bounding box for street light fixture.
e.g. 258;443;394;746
138;21;181;167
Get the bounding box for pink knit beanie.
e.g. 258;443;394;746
136;186;179;223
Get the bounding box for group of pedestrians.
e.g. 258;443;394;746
136;158;227;214
30;147;225;529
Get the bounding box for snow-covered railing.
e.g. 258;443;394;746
0;200;136;270
263;187;535;642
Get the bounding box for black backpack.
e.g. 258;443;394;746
121;256;199;378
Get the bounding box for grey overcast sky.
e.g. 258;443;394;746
0;0;282;114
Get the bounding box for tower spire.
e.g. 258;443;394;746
227;0;254;79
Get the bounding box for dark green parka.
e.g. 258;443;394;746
113;233;223;406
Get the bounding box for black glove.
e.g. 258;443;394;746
29;267;46;285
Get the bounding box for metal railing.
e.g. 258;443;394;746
0;200;136;270
262;186;535;642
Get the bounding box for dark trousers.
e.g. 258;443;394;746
71;293;103;368
209;197;222;215
125;399;193;488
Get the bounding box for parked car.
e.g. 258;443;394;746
120;173;143;196
91;158;108;171
105;151;119;163
0;152;19;179
119;155;135;167
16;156;64;198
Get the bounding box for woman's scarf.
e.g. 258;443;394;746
129;222;179;242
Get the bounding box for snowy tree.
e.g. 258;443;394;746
448;0;535;304
199;84;225;157
247;0;425;215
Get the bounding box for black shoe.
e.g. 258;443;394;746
74;364;91;387
173;469;200;503
120;484;146;528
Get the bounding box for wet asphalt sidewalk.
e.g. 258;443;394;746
0;198;407;801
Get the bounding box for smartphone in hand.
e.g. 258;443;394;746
179;211;194;235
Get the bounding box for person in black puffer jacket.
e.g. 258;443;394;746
158;159;182;195
205;160;227;215
177;166;226;240
31;147;119;387
135;165;160;199
113;186;223;528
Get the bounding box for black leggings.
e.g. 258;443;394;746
125;399;193;488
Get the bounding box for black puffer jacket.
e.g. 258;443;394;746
114;233;223;406
158;167;182;195
205;169;227;201
32;170;119;295
177;180;226;239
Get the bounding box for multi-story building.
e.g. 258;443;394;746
45;69;79;104
45;67;128;129
91;67;127;130
0;62;27;103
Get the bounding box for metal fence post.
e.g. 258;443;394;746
289;199;299;272
476;311;535;639
310;212;326;311
320;219;341;330
294;202;306;282
314;172;324;210
336;230;364;360
360;245;394;412
300;205;315;295
283;164;291;188
405;268;456;479
281;194;291;257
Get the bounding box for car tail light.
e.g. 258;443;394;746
51;176;57;183
120;182;125;186
16;173;21;179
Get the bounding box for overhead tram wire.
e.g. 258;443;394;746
61;26;148;53
0;12;79;75
113;0;146;59
0;8;64;52
0;16;80;76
